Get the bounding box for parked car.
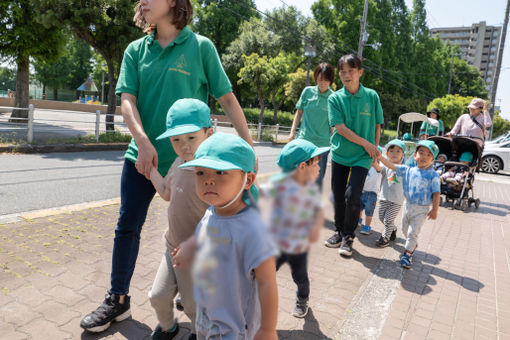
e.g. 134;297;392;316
486;131;510;145
481;140;510;173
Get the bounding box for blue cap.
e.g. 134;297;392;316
416;140;439;159
277;139;329;173
386;139;406;153
156;99;211;140
459;152;473;163
178;132;255;173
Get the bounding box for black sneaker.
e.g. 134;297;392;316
292;297;309;318
151;323;179;340
325;231;342;248
390;230;397;241
80;292;131;332
338;238;353;257
376;236;390;248
188;333;197;340
175;294;184;311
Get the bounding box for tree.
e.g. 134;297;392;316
66;38;94;90
450;56;488;99
238;52;290;123
36;0;143;130
492;111;510;138
284;68;308;111
0;1;65;121
427;94;474;130
191;0;259;56
0;67;16;92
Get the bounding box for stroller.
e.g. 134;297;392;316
429;136;482;211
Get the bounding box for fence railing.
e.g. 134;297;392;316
0;105;129;143
0;106;294;144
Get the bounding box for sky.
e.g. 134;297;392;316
255;0;510;120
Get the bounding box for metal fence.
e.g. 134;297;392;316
0;105;293;144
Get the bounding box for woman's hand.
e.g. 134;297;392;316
363;142;380;158
136;140;158;180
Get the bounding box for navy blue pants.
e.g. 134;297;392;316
276;252;309;299
316;151;329;192
332;161;368;239
110;159;156;295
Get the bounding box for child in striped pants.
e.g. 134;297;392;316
375;140;405;247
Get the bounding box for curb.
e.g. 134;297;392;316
0;142;129;154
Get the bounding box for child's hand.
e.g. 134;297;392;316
171;237;196;268
363;142;379;158
427;208;438;220
254;328;277;340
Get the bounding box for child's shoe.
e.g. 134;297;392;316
151;321;179;340
390;230;397;241
175;294;184;311
376;236;389;247
360;225;371;235
400;252;412;269
292;297;309;318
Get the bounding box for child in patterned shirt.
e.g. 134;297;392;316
260;139;328;318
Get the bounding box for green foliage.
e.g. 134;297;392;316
0;68;16;91
284;68;309;109
492;112;510;138
215;108;294;127
380;92;428;129
427;94;474;130
450;55;488;98
191;0;259;56
98;131;133;143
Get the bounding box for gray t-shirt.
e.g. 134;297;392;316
193;206;278;339
378;165;405;205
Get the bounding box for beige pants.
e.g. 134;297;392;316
401;203;430;252
148;249;196;332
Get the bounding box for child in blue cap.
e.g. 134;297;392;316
375;140;406;248
174;132;278;340
260;139;328;318
147;98;214;339
378;140;440;268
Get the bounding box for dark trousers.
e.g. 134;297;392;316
110;159;156;295
331;161;368;239
316;151;329;192
276;252;309;299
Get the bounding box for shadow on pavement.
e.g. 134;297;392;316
80;320;192;340
277;309;332;340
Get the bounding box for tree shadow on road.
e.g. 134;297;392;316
277;308;332;340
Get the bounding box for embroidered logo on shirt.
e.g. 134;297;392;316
360;103;371;116
168;54;190;76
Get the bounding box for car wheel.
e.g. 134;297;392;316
481;156;501;174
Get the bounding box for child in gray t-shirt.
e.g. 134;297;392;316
376;140;405;248
175;133;278;340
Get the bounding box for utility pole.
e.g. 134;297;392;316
488;0;509;139
304;46;317;86
358;0;369;58
447;52;456;94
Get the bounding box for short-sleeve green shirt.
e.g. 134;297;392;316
296;86;333;147
328;84;384;169
420;119;444;136
116;27;232;176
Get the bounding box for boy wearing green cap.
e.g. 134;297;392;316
260;139;328;318
375;140;405;248
175;132;279;340
147;98;213;339
378;140;440;268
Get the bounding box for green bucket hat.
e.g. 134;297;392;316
156;98;211;140
179;132;255;173
416;140;439;159
277;139;329;173
403;133;412;141
459;152;473;163
386;139;406;153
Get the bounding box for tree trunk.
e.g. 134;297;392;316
53;87;58;101
105;60;117;131
11;56;30;122
257;87;265;124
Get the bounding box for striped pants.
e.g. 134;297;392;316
378;200;402;240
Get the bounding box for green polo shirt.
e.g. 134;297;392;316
420;119;444;136
328;84;384;169
296;85;333;147
116;27;232;176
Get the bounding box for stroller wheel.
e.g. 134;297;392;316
475;199;480;209
468;198;474;207
460;200;468;211
453;199;461;210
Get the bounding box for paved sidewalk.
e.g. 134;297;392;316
1;171;509;339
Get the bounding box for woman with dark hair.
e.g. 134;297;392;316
289;62;335;190
325;54;384;257
80;0;252;336
420;108;444;136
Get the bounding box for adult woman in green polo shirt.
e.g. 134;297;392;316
325;54;384;257
419;108;444;136
80;0;252;335
289;63;335;190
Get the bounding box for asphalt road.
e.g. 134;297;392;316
0;145;283;216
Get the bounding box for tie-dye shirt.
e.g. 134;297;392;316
396;165;440;206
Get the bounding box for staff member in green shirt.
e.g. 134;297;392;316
80;0;252;334
419;108;444;136
325;54;384;257
289;63;335;190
